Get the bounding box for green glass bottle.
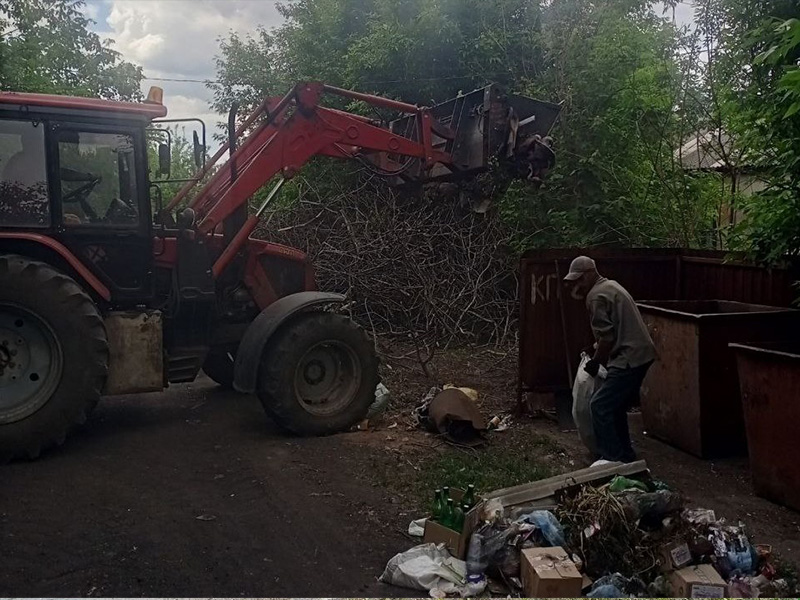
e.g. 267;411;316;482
442;498;455;528
463;484;476;508
453;503;465;532
432;489;443;521
442;486;450;500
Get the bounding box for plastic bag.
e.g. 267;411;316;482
618;490;683;524
380;543;466;592
572;353;606;455
368;382;391;418
516;510;566;547
466;523;520;581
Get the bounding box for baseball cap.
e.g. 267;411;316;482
563;256;596;281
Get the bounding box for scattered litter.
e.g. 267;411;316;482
195;514;217;521
488;414;513;432
683;507;717;525
515;510;566;547
426;388;486;445
368;382;391;419
382;461;800;599
409;518;427;537
607;475;649;493
587;584;625;597
380;543;482;596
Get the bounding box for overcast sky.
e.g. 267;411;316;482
82;0;696;131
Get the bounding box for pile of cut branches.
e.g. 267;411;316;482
256;176;520;347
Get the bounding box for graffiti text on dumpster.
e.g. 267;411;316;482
531;273;582;304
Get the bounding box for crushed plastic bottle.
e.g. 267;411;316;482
465;531;487;583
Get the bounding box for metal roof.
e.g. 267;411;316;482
0;91;167;119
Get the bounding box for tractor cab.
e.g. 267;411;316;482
0;89;167;304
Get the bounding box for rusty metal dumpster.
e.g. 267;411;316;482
732;341;800;511
636;300;800;458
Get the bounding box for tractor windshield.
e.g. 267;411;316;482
57;130;139;227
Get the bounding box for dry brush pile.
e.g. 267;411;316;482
256;175;521;349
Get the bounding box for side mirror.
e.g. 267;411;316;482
158;142;171;177
193;131;205;168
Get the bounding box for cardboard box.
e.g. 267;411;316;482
520;546;583;598
422;488;483;559
659;541;693;572
669;564;728;598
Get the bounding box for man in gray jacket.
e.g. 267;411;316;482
564;256;656;462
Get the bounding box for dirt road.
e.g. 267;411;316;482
0;378;407;597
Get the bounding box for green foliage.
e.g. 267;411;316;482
209;0;800;258
723;7;800;262
0;0;142;99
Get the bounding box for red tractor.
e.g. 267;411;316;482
0;82;559;460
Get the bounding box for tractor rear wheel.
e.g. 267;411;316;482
256;312;378;435
0;254;108;461
202;347;236;389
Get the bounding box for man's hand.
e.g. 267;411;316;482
584;358;601;378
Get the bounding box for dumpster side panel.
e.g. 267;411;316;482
736;348;800;511
698;313;800;456
640;313;702;457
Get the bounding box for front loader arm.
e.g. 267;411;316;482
166;81;560;280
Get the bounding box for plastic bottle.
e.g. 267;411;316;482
466;530;487;583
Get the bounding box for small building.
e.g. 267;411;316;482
676;130;767;227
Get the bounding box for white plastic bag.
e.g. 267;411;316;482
380;543;466;592
572;353;606;456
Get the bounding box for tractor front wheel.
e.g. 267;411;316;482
0;254;108;461
256;312;378;435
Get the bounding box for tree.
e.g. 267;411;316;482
0;0;142;99
731;12;800;262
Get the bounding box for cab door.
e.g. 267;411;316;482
51;122;153;305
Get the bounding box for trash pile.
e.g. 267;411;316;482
381;461;799;598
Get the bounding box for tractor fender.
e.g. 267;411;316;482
233;291;345;394
0;232;111;301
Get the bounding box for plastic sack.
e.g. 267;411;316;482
572;353;606;455
380;543;466;592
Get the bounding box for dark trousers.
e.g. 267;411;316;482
590;361;652;462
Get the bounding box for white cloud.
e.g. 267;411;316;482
88;0;285;137
106;0;283;78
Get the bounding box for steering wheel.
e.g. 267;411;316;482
104;198;137;223
62;176;102;222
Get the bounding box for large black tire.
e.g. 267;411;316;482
202;348;235;389
257;312;378;435
0;254;108;461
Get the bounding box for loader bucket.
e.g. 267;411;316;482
386;84;561;185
